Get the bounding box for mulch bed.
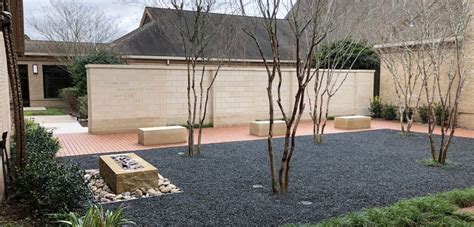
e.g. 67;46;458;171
61;129;474;226
0;200;37;226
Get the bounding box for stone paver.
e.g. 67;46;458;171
55;120;474;157
27;115;88;134
27;115;76;124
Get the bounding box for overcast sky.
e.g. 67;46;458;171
23;0;287;41
24;0;145;40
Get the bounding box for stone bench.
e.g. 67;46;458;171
138;126;187;146
250;120;286;137
334;115;371;130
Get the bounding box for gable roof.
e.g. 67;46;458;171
290;0;463;46
111;7;296;61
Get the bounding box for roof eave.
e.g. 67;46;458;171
374;36;460;49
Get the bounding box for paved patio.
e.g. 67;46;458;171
55;120;474;157
27;115;88;134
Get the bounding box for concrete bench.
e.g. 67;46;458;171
138;126;187;146
250;120;286;137
334;116;371;130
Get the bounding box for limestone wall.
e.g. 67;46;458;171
0;32;12;201
87;64;374;134
380;50;474;130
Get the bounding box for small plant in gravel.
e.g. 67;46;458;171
52;205;135;227
10;121;89;217
417;159;456;168
302;188;474;226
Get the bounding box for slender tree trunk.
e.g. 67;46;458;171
399;107;406;135
196;66;206;155
2;14;25;168
186;61;194;156
266;81;278;193
427;103;437;161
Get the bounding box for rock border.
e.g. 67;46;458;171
84;169;182;203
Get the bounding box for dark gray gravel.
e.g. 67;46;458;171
61;129;474;226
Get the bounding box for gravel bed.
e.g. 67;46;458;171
61;129;474;226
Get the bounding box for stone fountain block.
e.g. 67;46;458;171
99;153;158;194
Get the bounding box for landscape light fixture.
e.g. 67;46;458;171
32;64;38;74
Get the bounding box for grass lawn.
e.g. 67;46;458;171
24;108;66;116
306;188;474;226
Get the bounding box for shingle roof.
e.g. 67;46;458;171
291;0;463;45
24;39;108;56
111;7;296;60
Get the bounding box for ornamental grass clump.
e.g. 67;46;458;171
53;205;135;227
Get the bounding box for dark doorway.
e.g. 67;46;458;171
18;65;30;107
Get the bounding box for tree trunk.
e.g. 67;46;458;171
2;15;25;168
266;83;278;193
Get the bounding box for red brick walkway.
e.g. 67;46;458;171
56;120;474;157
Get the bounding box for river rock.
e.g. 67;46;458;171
134;189;143;198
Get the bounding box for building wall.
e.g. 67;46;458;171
379;49;474;129
87;64;374;134
459;5;474;129
0;32;12;201
17;58;68;108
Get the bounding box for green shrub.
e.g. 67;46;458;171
68;51;123;96
53;205;135;227
314;39;380;70
11;120;59;161
381;104;397;120
434;103;450;126
418;105;430;124
59;87;79;112
368;96;383;118
11;121;88;217
78;96;88;119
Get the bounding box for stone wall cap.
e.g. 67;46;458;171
336;115;372;119
85;64;376;74
138;126;186;131
251;120;286;124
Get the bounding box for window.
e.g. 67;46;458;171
43;65;73;99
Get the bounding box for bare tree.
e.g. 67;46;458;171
309;39;368;144
379;0;471;164
135;0;235;156
239;0;342;193
376;4;426;135
27;0;120;62
418;0;470;165
378;48;423;134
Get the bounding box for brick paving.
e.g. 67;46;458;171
56;119;474;157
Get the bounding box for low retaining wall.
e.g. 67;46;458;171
87;64;374;134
